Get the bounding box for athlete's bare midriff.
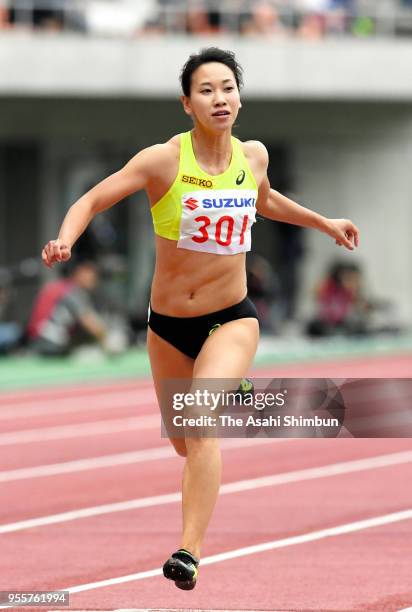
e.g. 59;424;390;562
150;235;247;316
146;134;262;317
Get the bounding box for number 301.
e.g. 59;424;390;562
192;214;249;247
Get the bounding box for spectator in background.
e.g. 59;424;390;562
297;15;325;38
325;0;350;35
0;2;10;28
32;8;64;30
9;1;65;31
28;260;108;356
150;0;190;34
186;7;223;35
306;261;371;337
296;0;329;38
351;14;374;37
242;1;290;37
348;0;375;37
140;17;167;35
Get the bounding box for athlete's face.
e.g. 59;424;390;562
182;62;241;130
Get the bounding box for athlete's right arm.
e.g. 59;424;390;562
42;143;170;268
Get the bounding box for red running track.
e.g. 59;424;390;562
1;353;412;611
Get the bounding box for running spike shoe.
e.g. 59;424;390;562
163;548;199;590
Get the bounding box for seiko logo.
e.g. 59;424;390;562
182;175;213;188
236;170;246;185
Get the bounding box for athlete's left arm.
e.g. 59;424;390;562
253;144;360;251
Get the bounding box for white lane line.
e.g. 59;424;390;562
0;379;151;405
1;449;412;534
0;491;181;534
0;447;173;483
0;390;156;420
64;507;412;594
0;437;278;483
0;414;159;446
0;391;156;419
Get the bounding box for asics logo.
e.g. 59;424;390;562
236;170;246;185
208;323;221;336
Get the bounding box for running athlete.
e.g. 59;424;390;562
41;47;359;590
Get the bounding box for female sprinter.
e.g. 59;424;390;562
41;47;359;590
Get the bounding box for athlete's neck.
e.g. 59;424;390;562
191;127;232;175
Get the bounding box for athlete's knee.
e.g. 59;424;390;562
185;437;219;457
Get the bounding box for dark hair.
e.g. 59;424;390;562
180;47;243;97
329;261;360;286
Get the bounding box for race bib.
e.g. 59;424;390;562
177;189;257;255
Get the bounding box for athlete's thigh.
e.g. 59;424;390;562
147;327;194;456
193;318;259;380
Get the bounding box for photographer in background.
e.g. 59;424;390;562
306;261;370;337
27;260;109;356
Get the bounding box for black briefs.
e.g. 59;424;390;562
148;296;258;359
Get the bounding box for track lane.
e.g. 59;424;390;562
2;439;412;522
1;439;411;523
257;353;412;377
1;358;410;610
65;519;412;612
1;447;412;535
1;457;411;599
0;379;153;405
0;394;156;428
0;419;166;471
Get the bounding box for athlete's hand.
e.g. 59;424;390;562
326;218;360;251
41;239;72;268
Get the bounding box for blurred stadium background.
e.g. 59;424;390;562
0;0;412;385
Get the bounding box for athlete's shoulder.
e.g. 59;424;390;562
161;133;182;157
126;134;182;178
166;133;183;149
241;140;269;168
141;134;181;162
239;141;269;186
